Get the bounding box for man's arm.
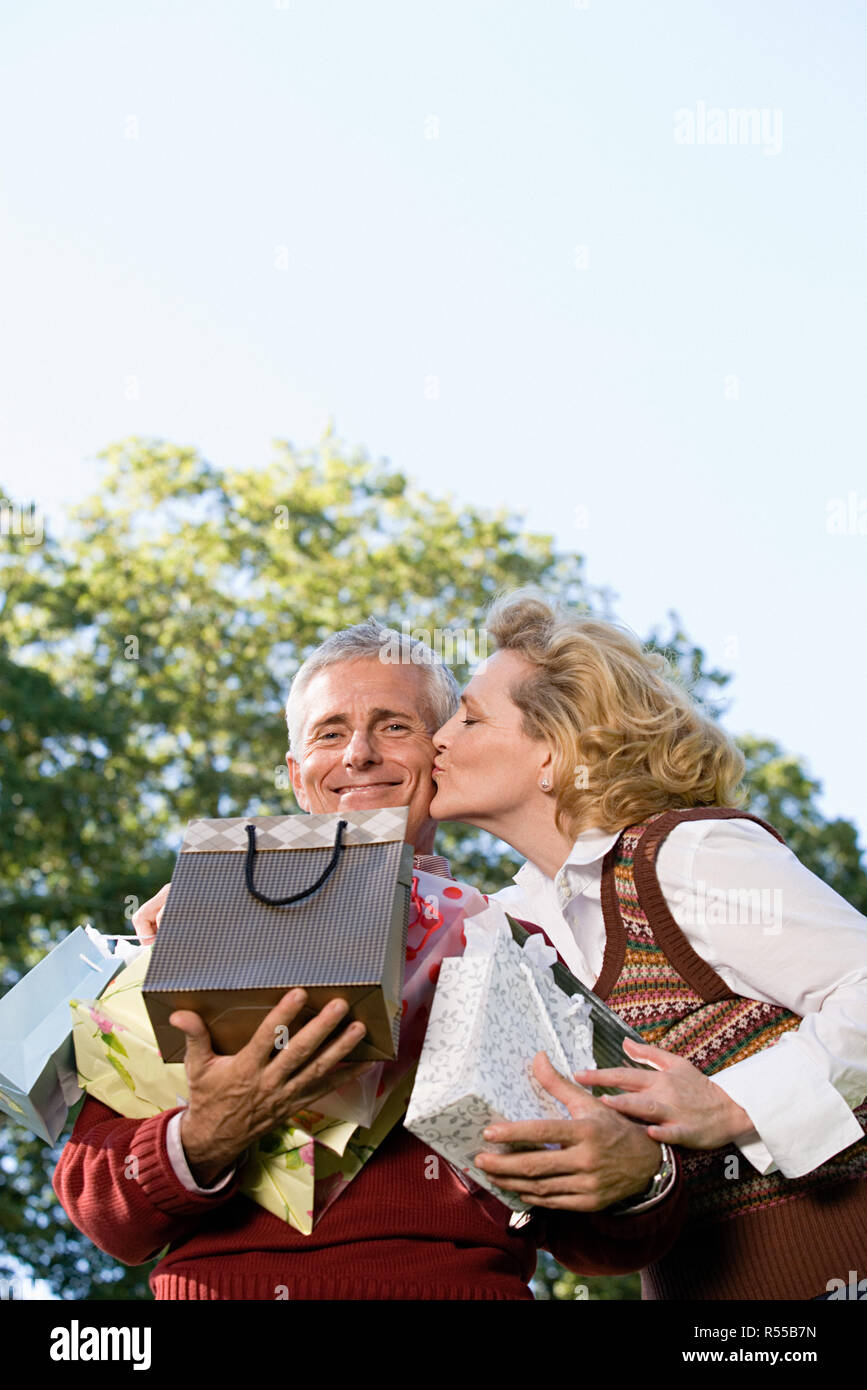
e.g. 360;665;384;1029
538;1149;686;1276
54;986;374;1260
474;1051;687;1273
52;1096;242;1265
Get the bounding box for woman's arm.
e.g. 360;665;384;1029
589;817;867;1176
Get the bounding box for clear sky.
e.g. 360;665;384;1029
1;0;865;839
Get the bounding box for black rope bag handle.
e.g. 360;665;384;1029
244;820;349;906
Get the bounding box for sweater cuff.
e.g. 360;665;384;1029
590;1146;685;1237
166;1111;238;1193
128;1108;244;1215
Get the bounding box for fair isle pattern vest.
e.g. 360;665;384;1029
595;806;867;1228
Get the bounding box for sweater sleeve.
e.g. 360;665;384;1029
52;1096;244;1266
536;1149;687;1276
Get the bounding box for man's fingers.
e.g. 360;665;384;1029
532;1051;595;1115
477;1169;594;1197
276;1016;368;1092
474;1144;584;1180
481;1117;583;1146
519;1193;604;1212
245;989;319;1066
267;997;368;1079
169;1009;215;1071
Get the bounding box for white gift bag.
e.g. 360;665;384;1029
405;903;595;1211
0;927;133;1143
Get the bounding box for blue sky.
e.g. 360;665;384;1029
1;0;865;839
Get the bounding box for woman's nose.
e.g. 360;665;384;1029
433;714;454;749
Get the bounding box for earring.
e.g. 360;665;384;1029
540;779;550;791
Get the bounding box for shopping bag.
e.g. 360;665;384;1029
0;927;125;1143
143;807;414;1063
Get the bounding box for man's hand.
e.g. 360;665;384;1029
172;990;373;1186
577;1038;756;1150
131;884;170;944
472;1052;663;1211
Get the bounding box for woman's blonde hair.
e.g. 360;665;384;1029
485;588;745;836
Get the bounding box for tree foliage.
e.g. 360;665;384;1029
0;433;863;1300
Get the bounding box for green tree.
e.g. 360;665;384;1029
0;433;863;1300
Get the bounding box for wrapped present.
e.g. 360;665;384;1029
143;808;414;1064
71;952;189;1118
0;927;127;1143
242;1066;418;1235
404;903;597;1212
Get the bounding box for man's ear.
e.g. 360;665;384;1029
286;753;310;811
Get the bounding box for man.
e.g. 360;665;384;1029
53;621;684;1300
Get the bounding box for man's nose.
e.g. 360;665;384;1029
342;728;380;766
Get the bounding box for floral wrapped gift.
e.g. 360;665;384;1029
71;952;189;1120
404;902;596;1212
241;1065;418;1235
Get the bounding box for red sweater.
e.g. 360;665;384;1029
53;1095;684;1300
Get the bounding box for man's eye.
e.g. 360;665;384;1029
461;718;477;726
318;731;341;741
384;723;409;732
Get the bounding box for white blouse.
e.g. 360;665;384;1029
493;815;867;1179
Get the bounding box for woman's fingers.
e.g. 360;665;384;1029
575;1065;653;1092
646;1121;692;1145
622;1037;684;1071
600;1090;666;1122
132;883;170;943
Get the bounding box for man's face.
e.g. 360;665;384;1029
287;657;439;853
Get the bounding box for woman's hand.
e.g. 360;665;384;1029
576;1038;756;1150
131;883;170;944
472;1052;664;1211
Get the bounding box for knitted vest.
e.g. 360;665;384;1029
595;805;867;1301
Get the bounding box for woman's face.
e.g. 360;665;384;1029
430;648;551;828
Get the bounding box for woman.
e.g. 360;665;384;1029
430;588;867;1300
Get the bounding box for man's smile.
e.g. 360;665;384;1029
330;780;403;794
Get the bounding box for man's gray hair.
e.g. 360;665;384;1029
285;618;461;752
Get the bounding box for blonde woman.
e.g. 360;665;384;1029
430;590;867;1300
